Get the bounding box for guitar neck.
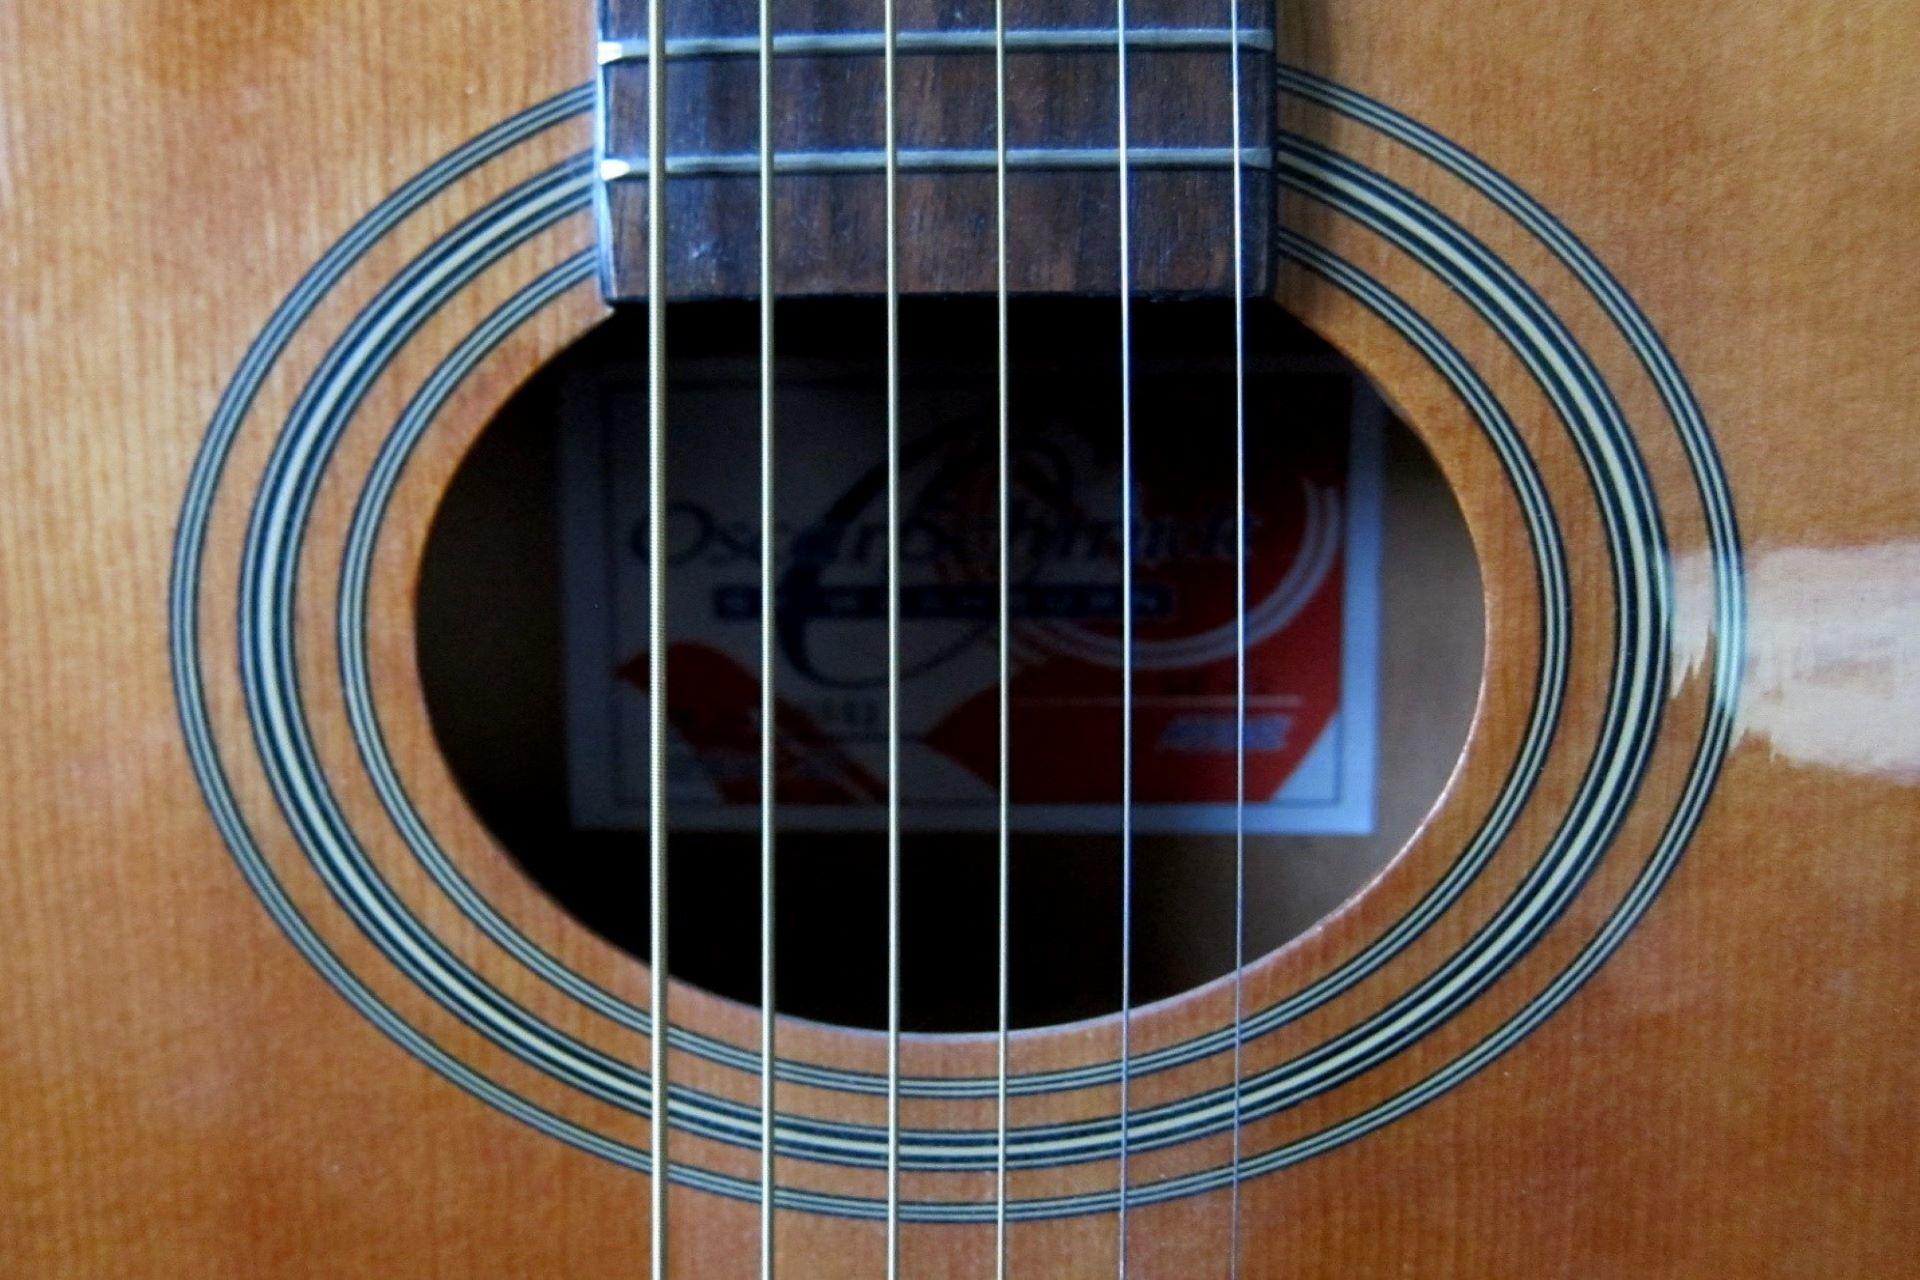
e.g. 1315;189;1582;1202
597;0;1276;298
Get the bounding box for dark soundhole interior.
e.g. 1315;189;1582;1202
416;298;1482;1033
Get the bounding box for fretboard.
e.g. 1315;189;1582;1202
596;0;1275;299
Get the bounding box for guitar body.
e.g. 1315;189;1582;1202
3;2;1915;1275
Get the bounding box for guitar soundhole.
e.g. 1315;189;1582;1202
415;298;1482;1032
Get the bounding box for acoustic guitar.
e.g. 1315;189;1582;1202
2;1;1914;1275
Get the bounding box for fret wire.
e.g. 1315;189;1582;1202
883;0;902;1275
1115;0;1135;1276
993;0;1011;1276
597;26;1274;64
1228;0;1249;1276
645;0;669;1272
757;0;776;1267
599;146;1270;180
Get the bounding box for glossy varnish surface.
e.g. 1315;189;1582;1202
2;1;1917;1276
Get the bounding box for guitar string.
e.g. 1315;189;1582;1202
993;0;1012;1274
650;9;1234;1271
645;0;669;1270
1115;0;1136;1275
757;0;777;1269
1228;0;1249;1277
882;0;903;1274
